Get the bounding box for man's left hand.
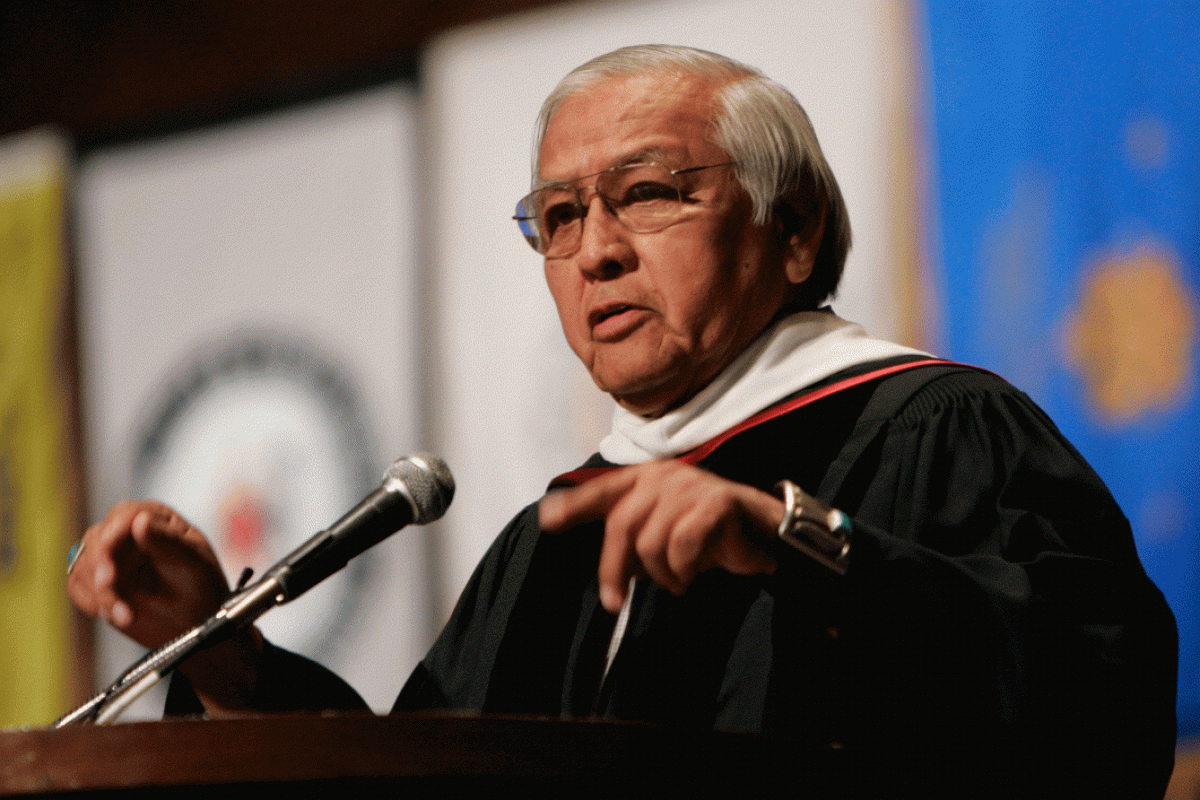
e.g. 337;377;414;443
539;461;782;613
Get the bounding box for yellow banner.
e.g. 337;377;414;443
0;129;73;727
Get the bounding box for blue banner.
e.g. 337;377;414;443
925;1;1200;737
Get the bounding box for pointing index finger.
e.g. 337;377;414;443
538;468;638;532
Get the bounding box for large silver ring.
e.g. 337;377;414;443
774;479;851;575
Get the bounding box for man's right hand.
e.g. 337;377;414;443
68;501;230;647
67;501;263;713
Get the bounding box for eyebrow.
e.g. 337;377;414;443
533;147;677;191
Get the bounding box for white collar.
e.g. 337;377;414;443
598;310;930;464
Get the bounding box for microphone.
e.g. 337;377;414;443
55;453;455;727
262;452;455;602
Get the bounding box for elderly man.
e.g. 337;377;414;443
68;46;1176;794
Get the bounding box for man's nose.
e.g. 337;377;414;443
573;195;634;279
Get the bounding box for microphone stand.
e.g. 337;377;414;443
56;571;286;727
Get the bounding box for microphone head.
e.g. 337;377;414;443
384;453;455;524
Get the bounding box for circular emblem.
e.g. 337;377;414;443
133;332;375;661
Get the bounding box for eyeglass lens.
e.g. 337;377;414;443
516;163;684;257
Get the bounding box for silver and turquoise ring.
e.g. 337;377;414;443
66;540;85;576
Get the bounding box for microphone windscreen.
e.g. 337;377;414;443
386;453;455;524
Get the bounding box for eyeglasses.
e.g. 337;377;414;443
514;161;735;257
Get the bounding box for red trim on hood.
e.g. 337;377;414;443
548;359;960;489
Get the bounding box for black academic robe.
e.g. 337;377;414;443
170;357;1178;796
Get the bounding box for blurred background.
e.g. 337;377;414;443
2;0;1197;782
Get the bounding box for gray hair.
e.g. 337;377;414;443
533;45;851;309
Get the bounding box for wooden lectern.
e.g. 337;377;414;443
0;713;841;797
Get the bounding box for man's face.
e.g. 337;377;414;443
538;73;798;418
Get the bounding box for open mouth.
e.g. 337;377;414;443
594;304;633;324
589;303;644;339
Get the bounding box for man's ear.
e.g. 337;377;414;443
777;200;826;286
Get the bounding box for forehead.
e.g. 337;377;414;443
538;73;727;183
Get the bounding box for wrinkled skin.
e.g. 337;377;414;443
539;73;817;418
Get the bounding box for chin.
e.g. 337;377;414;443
587;352;695;416
606;377;688;418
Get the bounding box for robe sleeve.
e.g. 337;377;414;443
164;639;370;716
817;370;1177;795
